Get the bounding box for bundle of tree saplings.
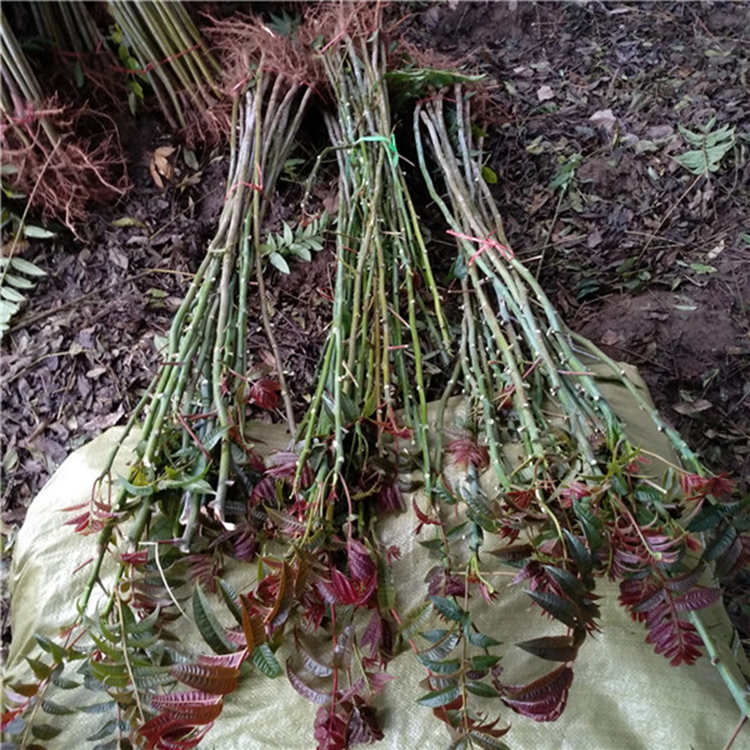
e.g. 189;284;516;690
412;84;749;730
3;13;319;750
3;7;748;750
106;0;224;141
1;9;129;232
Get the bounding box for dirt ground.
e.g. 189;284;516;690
2;1;749;655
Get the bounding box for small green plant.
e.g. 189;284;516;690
1;200;52;338
674;118;735;176
549;152;582;193
259;213;328;274
266;9;301;37
109;22;146;116
0;252;47;337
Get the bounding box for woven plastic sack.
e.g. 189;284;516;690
6;364;748;748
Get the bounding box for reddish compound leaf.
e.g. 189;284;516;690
151;692;222;710
150;692;223;724
248;378;281;411
645;612;703;666
673;587;721;613
286;661;331;705
498;665;574;722
169;663;239;695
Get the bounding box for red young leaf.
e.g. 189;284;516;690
139;714;214;749
318;569;376;606
377;481;405;514
119;550;150;565
248;378;281;410
360;611;382;655
498;665;574;722
1;708;23;729
150;693;224;724
313;704;347;750
662;568;703;593
151;692;222;709
150;722;213;750
139;715;185;746
412;497;439;527
197;651;248;670
445;433;490;471
286;661;331;705
348;540;376;583
645;612;703;666
673;587;721;613
169;663;239;695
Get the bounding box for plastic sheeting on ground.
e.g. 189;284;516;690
6;363;748;748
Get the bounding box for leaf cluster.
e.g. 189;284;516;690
0;253;47;337
259;213;328;275
674;117;736;175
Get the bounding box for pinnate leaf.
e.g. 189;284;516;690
524;590;580;629
41;699;76;716
430;595;468;623
170;663;239;694
150;692;223;723
465;680;500;698
398;605;431;642
466;628;501;648
253;643;282;678
673;587;721;613
192;585;236;655
499;665;573;722
31;723;63;740
286;662;330;704
515;634;581;663
417;683;462;708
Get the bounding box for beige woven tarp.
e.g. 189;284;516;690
6;363;749;748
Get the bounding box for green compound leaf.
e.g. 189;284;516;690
216;577;243;624
192;585;236;655
25;656;52;680
465;627;501;649
253;643;282;678
31;723;63;740
417;682;461;708
430;595;469;624
269;251;290;274
465;680;500;698
674;121;735;175
41;699;76;716
34;634;66;664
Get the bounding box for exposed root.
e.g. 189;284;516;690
1;100;130;235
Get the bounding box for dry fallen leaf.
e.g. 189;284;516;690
108;245;129;270
85;366;108;379
706;239;725;261
537;85;555;102
82;405;125;431
527;190;551;216
149;146;176;189
589;109;617;135
673;399;713;416
587;228;603;249
601;329;621;346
